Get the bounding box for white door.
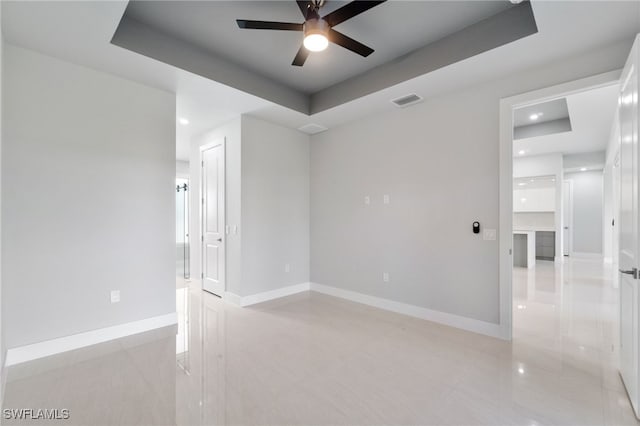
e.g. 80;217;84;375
563;180;571;256
201;139;225;296
619;35;640;418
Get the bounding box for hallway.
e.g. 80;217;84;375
513;258;637;425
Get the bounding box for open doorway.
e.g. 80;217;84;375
510;80;620;332
503;72;639;416
176;176;190;282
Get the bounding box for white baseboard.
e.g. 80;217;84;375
4;313;177;367
0;353;6;406
240;282;311;307
223;292;243;306
310;283;504;340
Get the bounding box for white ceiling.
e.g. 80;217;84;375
2;1;639;162
513;83;620;158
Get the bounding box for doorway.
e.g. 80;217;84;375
176;177;190;281
499;50;640;418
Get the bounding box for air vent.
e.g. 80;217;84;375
298;123;328;135
391;94;423;108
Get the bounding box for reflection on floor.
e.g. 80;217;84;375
2;262;639;425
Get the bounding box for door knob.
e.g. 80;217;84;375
619;268;638;279
217;238;222;242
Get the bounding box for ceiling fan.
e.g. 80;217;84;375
236;0;387;66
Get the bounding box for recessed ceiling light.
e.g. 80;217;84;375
529;112;543;121
520;198;527;203
178;118;189;126
518;150;526;155
518;367;525;374
530;179;535;182
580;167;587;171
518;182;526;186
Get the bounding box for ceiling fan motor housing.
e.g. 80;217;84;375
304;18;329;39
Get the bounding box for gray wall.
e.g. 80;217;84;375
241;116;310;296
566;170;604;254
310;41;629;325
2;45;176;348
190;116;310;298
514;118;572;140
0;4;4;380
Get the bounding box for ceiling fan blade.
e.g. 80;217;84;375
322;1;387;27
292;45;310;66
236;20;303;31
296;0;312;19
328;29;374;57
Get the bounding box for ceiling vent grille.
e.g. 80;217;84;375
391;93;423;108
298;123;328;135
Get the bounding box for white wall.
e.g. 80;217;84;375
513;187;555;212
311;42;627;325
240;116;310;296
176;160;189;179
513;213;555;231
565;170;604;255
2;45;176;348
604;113;620;264
564;151;606;171
513;153;563;178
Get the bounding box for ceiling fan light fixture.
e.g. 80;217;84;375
303;18;329;52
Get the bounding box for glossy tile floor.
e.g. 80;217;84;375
2;258;639;425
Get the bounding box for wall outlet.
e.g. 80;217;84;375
285;264;291;273
383;194;390;205
364;195;371;205
383;272;390;283
110;290;120;304
483;229;497;241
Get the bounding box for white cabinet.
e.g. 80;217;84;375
514;187;555;212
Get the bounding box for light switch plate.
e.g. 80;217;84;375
383;272;390;283
285;264;290;273
483;229;497;241
364;196;370;205
383;194;390;205
110;290;120;304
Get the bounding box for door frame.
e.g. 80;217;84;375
199;138;226;295
563;179;574;257
498;70;621;340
